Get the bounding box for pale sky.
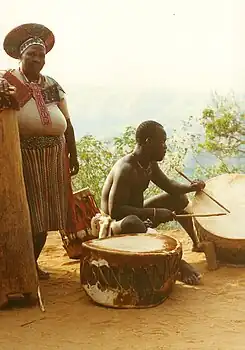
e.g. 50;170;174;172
0;0;244;138
0;0;244;92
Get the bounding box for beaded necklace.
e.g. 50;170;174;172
19;67;43;85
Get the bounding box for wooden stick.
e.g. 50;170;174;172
175;168;231;213
37;285;45;312
175;212;227;218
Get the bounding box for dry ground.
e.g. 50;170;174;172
0;229;245;350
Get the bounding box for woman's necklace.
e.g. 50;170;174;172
19;67;42;85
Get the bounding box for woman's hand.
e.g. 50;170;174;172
69;155;79;176
0;79;16;95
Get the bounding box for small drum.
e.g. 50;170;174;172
192;173;245;264
60;188;100;259
80;233;182;308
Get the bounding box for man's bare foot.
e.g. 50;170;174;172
37;266;50;280
178;259;201;285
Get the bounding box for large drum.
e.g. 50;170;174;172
192;173;245;265
80;233;182;308
60;188;100;259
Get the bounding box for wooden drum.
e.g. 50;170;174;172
192;173;245;265
60;188;100;259
80;233;182;308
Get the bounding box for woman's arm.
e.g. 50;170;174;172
58;98;79;176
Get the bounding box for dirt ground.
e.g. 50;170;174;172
0;229;245;350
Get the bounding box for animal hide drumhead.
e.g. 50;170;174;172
83;234;180;254
192;173;245;239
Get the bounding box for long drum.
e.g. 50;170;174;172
80;233;182;309
0;109;38;307
192;173;245;264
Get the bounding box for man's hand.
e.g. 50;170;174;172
190;179;205;192
155;208;175;223
69;155;79;176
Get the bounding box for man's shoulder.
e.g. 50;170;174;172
113;154;136;175
117;153;135;167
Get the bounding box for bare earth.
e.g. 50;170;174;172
1;229;245;350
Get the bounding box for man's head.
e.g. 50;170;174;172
21;44;46;75
135;120;167;161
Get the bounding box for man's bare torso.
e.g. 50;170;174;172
101;154;151;215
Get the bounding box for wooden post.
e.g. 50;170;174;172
0;109;38;308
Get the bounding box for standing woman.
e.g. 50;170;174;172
0;23;79;279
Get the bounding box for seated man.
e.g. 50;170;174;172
101;120;205;285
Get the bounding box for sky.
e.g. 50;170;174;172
0;0;244;137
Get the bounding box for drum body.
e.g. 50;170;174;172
192;173;245;264
60;188;100;259
80;234;182;308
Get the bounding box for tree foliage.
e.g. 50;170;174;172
194;93;245;177
199;92;245;159
73;92;244;208
73;135;114;205
73;126;137;205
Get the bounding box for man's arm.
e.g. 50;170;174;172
109;164;155;221
150;162;201;194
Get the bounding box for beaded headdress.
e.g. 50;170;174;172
3;23;55;59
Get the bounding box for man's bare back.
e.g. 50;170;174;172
101;154;151;217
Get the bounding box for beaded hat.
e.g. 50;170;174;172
3;23;55;59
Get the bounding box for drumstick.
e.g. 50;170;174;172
175;168;231;213
175;212;227;218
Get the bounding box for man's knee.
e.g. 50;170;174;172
120;215;147;234
174;194;189;212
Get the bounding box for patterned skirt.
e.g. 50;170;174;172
20;135;68;234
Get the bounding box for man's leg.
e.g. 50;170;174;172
144;193;201;285
144;193;200;251
33;232;49;280
111;215;148;235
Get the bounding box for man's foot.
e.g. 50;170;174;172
192;243;203;252
37;266;50;280
178;259;201;285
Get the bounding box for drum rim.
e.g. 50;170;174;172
82;233;182;256
192;173;245;241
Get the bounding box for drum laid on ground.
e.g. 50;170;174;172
80;233;182;308
192;173;245;265
60;188;100;259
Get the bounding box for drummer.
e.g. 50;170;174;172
101;120;205;285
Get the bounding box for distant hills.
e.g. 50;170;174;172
68;86;212;139
69;86;243;174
